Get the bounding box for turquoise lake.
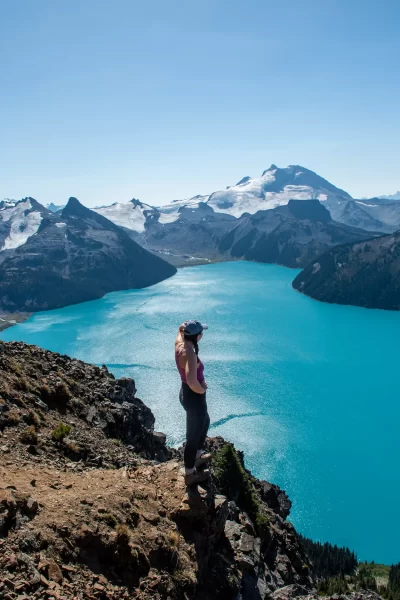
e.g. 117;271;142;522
2;262;399;564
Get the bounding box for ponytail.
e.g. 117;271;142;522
184;333;199;358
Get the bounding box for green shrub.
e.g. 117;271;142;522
213;443;268;534
51;422;72;442
318;574;349;596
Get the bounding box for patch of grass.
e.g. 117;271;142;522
116;524;130;544
358;562;390;580
1;381;12;396
18;377;31;392
55;381;71;401
168;531;180;547
13;396;26;408
99;513;118;527
20;425;38;445
24;410;41;427
51;422;72;442
9;360;22;375
213;443;269;535
128;507;140;527
39;384;51;399
6;408;21;425
65;440;80;454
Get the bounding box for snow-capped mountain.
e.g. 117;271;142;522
155;195;210;224
94;198;161;232
153;164;353;223
0;197;176;312
205;164;351;217
93;165;354;233
0;197;50;251
324;197;400;233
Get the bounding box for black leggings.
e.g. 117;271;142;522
179;383;210;469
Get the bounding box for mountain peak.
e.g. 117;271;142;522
261;164;278;176
62;197;93;219
234;176;252;186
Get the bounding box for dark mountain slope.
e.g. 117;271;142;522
135;202;236;264
292;231;400;310
0;197;176;312
218;201;374;268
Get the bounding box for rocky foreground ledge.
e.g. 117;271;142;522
0;342;381;600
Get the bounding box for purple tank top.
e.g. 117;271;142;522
175;348;204;384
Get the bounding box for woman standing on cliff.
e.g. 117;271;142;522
175;320;211;486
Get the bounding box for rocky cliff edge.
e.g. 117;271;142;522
0;341;380;600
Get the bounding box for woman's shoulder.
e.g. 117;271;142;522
175;341;187;356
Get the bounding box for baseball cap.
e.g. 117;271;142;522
183;320;208;335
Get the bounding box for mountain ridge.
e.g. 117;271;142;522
0;197;176;313
92;165;399;234
292;231;400;310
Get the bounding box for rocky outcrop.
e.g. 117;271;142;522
0;341;383;599
0;197;176;312
0;341;170;465
292;231;400;310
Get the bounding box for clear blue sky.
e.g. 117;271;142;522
1;0;399;207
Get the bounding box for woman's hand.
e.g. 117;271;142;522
202;380;208;390
185;349;206;394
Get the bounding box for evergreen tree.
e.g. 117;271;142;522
387;563;400;600
299;535;357;579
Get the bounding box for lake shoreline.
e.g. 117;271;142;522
2;261;400;563
0;312;31;332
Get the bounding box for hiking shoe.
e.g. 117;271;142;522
185;468;211;487
195;452;212;469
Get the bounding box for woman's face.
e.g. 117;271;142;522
197;332;203;342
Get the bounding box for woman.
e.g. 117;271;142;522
175;320;211;486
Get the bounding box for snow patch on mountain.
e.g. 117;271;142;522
90;165;354;228
94;199;158;233
0;199;43;250
157;195;210;224
355;201;379;207
201;165;349;218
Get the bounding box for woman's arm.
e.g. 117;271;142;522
175;323;185;345
185;349;205;394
